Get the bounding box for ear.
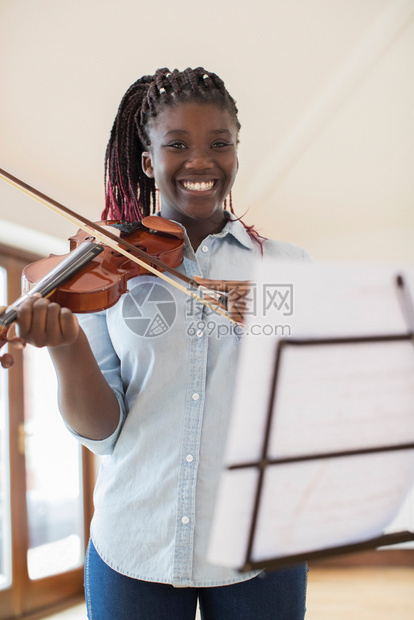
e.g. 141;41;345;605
142;151;154;178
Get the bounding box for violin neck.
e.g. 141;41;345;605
0;242;103;328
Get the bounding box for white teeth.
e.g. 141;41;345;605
182;180;215;191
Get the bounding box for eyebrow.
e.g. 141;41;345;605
163;129;233;137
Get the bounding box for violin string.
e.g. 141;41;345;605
0;168;236;325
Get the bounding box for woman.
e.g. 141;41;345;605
15;67;309;619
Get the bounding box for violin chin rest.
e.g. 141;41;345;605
142;216;185;239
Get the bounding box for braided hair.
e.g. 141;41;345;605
103;67;265;247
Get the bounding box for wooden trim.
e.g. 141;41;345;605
17;596;84;620
0;244;40;265
0;248;87;618
7;256;30;618
310;548;414;568
20;570;84;617
14;596;84;620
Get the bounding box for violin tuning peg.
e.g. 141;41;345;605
0;353;14;369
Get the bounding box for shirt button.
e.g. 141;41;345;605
201;245;209;253
182;516;190;525
186;455;194;463
192;393;200;401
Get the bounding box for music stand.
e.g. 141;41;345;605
209;272;414;572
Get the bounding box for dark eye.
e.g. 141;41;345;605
212;140;232;148
166;141;187;149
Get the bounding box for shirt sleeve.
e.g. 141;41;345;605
263;238;312;263
63;310;127;456
301;248;312;262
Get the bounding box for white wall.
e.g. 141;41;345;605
0;0;413;261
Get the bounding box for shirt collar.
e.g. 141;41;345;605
153;210;255;251
212;211;255;250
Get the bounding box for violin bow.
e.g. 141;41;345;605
0;168;237;324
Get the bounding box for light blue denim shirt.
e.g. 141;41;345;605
68;215;310;587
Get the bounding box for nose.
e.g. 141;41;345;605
183;148;214;171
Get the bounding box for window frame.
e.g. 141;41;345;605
0;244;94;618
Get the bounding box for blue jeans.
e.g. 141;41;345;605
85;540;307;619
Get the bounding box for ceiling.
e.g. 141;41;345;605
0;0;413;261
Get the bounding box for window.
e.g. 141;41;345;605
0;246;94;618
0;266;12;592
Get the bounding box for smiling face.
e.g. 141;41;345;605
141;102;239;234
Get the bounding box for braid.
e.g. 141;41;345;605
104;75;155;220
102;67;264;249
226;195;267;255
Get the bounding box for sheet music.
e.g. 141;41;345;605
208;262;414;568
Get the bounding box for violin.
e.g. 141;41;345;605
22;217;185;313
0;168;232;368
